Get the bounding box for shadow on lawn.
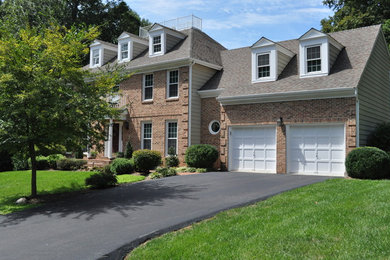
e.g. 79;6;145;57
0;179;205;227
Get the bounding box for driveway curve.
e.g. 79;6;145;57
0;172;330;260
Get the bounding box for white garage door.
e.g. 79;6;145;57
229;127;276;173
288;125;345;176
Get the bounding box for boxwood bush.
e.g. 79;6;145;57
110;158;133;175
85;171;117;189
185;144;218;169
345;147;390;179
367;122;390;152
57;158;87;170
165;155;179;167
133;150;162;174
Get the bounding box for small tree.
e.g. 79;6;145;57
0;24;127;197
124;140;133;159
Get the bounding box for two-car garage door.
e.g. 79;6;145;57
229;124;345;176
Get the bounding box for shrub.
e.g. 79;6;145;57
90;151;98;159
133;150;162;174
185;144;218;169
57;158;87;171
150;172;163;179
74;147;84;159
28;156;50;170
176;167;187;173
116;152;124;158
165;155;179;167
47;154;65;169
110;158;133;175
367;123;390;152
124;141;133;159
187;167;196;173
11;152;29;170
345;147;390;179
156;167;177;177
196;168;207;173
85;171;117;189
0;150;13;172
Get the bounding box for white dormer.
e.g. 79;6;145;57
148;23;185;57
299;28;343;78
117;32;148;62
89;40;117;68
251;37;294;83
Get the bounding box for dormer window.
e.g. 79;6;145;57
121;42;129;60
306;46;321;73
153;36;162;53
257;53;270;78
92;49;100;66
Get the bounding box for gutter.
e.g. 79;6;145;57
188;61;195;146
217;87;357;105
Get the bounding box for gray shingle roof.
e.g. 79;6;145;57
200;25;382;98
84;28;226;71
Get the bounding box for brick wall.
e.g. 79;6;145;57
120;66;189;162
201;97;356;173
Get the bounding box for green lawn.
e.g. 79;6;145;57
129;179;390;259
0;170;145;215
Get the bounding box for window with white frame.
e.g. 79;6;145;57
153;35;162;53
167;70;179;98
92;49;100;66
142;122;152;150
121;42;129;60
257;53;270;78
166;121;178;155
306;46;321;73
143;74;153;101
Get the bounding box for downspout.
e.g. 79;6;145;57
188;61;195;147
355;88;360;147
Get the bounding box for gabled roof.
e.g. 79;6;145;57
148;23;186;38
118;32;148;43
89;39;117;49
251;37;295;57
200;25;382;99
299;28;343;50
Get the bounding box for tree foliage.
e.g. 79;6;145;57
0;24;127;196
321;0;390;49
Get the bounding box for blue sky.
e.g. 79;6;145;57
126;0;334;49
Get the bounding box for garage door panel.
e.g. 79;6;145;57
230;127;276;173
288;125;345;176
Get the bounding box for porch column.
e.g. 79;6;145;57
119;122;123;152
107;119;114;159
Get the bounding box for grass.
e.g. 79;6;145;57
0;170;145;215
128;179;390;259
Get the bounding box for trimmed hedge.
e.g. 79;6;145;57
165;155;179;167
345;147;390;179
110;158;133;175
47;154;65;169
57;158;87;170
367;122;390;152
133;150;162;174
85;171;117;189
185;144;218;169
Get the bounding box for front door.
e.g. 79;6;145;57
112;123;120;153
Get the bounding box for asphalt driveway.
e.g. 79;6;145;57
0;172;330;260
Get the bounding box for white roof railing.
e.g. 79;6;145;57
139;15;202;38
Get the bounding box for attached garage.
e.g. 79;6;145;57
287;124;345;176
229;126;276;173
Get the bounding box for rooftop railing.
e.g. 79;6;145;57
139;15;202;38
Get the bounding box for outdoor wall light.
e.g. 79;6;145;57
277;117;283;126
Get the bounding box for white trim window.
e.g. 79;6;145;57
142;122;152;150
121;42;129;60
167;70;179;98
92;49;100;66
257;53;270;78
306;46;321;73
143;74;154;101
166;121;178;155
153;35;162;53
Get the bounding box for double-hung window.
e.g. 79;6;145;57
153;36;161;53
121;42;129;60
92;49;100;66
166;121;178;155
143;74;153;101
142;123;152;150
306;46;321;73
257;53;270;78
167;70;179;98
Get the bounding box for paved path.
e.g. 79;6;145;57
0;172;330;260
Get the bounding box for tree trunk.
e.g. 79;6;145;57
28;142;37;198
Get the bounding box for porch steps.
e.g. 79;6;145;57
87;158;112;169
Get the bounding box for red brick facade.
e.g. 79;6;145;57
201;97;357;173
120;66;190;162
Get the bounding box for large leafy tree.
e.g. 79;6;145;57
0;24;125;197
321;0;390;49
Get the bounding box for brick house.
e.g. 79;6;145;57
87;16;390;177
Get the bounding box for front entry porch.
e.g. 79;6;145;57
104;119;124;159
